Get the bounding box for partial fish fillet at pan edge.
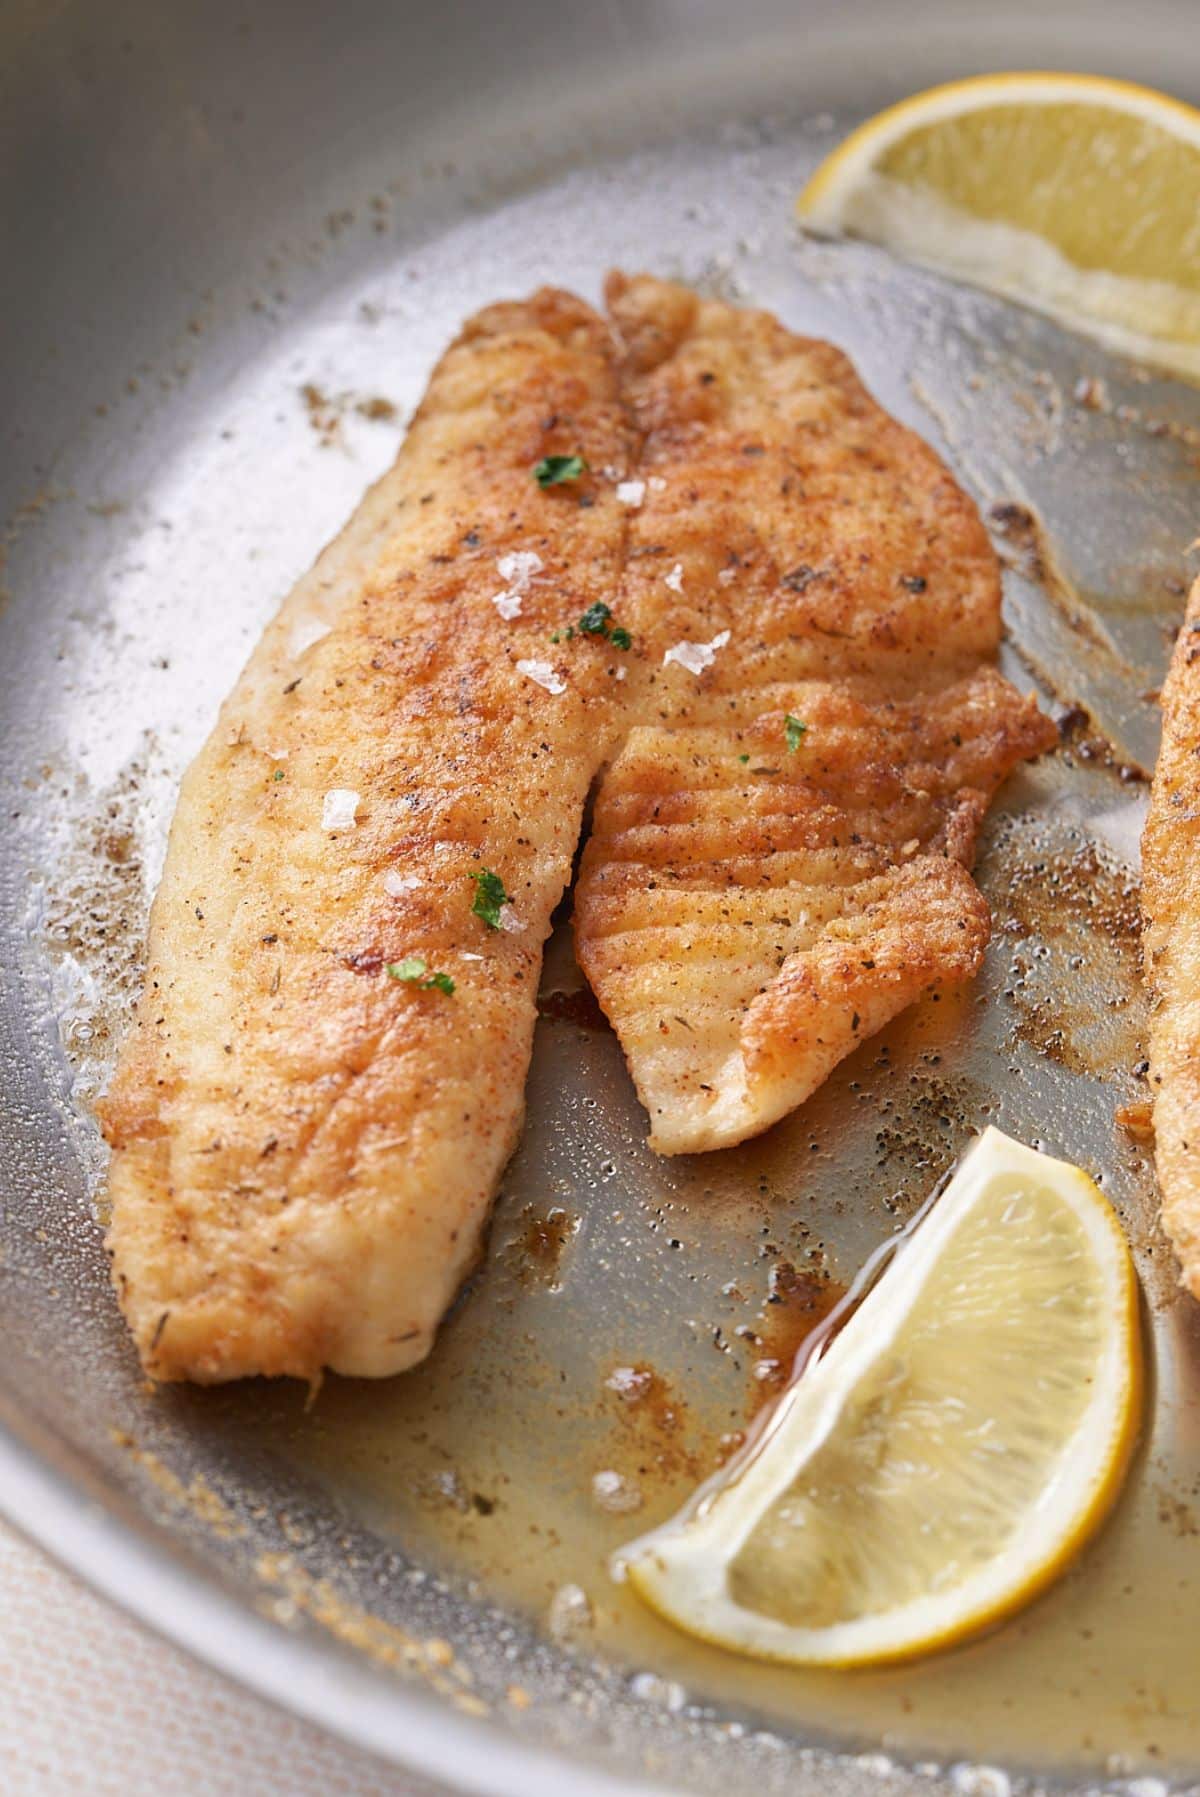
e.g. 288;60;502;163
99;272;1053;1384
1143;575;1200;1299
573;273;1056;1156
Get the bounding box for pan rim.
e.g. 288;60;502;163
0;1403;680;1797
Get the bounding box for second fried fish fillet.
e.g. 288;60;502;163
1142;576;1200;1299
575;275;1054;1154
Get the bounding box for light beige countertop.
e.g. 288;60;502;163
0;1520;456;1797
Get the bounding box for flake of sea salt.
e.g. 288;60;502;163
489;549;542;621
383;869;420;896
321;788;359;830
496;550;543;586
662;629;730;676
516;658;566;696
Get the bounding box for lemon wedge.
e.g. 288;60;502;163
797;73;1200;378
619;1127;1141;1667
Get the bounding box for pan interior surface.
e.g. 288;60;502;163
2;4;1200;1794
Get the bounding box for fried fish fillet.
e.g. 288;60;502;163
102;272;1053;1383
575;274;1054;1154
100;289;636;1382
1142;575;1200;1298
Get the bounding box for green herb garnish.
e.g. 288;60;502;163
470;867;511;930
738;753;750;763
578;601;612;635
534;453;587;488
387;955;456;995
572;600;633;649
272;767;285;781
784;714;808;752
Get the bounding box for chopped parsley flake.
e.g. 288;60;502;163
579;600;612;634
534;453;587;488
272;768;285;781
550;631;561;644
471;867;512;930
784;714;808;752
572;600;633;649
387;955;455;995
738;753;750;763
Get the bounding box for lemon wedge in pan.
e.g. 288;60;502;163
797;73;1200;378
620;1127;1141;1667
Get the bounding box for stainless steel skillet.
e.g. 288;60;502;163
3;2;1200;1792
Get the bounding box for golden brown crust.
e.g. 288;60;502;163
603;271;1006;691
739;857;990;1092
576;674;1051;1153
1142;576;1200;1297
575;274;1054;1154
101;288;635;1382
